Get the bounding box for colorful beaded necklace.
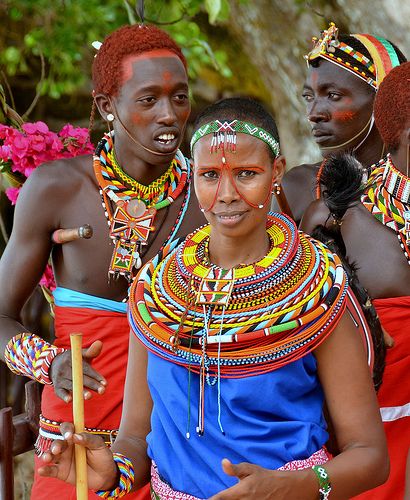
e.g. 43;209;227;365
130;214;347;371
129;214;347;434
93;133;191;281
361;154;410;265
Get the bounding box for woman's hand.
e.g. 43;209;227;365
209;459;316;500
50;340;107;402
37;422;118;491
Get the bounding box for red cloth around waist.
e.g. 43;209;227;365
352;296;410;500
41;305;130;430
373;295;410;409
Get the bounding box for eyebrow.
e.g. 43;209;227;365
302;82;351;92
136;82;188;92
195;164;266;170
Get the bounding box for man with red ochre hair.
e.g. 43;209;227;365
1;23;204;499
302;61;410;499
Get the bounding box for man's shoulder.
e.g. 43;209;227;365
25;154;93;192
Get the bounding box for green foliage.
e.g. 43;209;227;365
1;0;231;100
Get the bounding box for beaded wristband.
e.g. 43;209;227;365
95;452;135;498
4;333;66;385
312;465;332;500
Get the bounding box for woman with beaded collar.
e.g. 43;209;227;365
38;98;387;499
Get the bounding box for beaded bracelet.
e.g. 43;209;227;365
95;453;135;498
4;333;66;385
312;465;332;500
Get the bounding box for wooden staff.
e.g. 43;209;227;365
52;224;93;244
70;333;88;499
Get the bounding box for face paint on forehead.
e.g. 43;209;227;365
120;50;182;87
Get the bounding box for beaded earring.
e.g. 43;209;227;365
107;113;115;122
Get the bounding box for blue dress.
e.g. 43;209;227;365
145;350;328;498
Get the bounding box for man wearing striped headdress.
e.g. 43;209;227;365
278;22;406;224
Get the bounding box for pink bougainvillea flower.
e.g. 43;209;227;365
5;186;21;205
0;121;93;290
39;263;56;291
22;121;50;135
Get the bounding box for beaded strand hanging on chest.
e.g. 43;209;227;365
362;154;410;266
93;133;190;281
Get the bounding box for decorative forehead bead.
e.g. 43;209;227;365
191;120;280;158
221;156;226;164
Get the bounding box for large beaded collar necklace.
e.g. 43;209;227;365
129;214;347;373
93;132;191;281
362;154;410;265
129;214;347;435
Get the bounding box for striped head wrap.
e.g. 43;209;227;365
305;22;402;89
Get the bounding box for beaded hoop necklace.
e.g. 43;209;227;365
129;214;347;435
362;154;410;265
93;133;191;281
129;213;347;374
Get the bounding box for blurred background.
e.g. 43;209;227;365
0;1;409;497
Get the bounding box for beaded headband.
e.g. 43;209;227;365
305;22;401;89
190;120;280;158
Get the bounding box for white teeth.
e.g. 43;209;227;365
158;133;175;141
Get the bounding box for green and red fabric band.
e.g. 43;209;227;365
190;119;280;158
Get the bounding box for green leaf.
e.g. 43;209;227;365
205;0;221;24
3;47;20;64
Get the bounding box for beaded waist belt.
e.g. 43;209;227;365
150;449;329;499
35;414;118;455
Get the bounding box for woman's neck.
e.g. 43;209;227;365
208;227;270;269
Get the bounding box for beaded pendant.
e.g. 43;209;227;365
93;133;189;281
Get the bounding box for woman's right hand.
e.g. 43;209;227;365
37;422;118;491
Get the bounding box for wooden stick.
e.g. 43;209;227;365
70;333;88;499
52;224;93;244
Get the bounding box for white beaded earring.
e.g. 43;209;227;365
107;113;115;122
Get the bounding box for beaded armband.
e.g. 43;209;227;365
95;452;135;498
312;465;332;500
4;333;66;385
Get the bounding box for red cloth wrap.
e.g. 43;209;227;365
31;304;149;499
353;296;410;499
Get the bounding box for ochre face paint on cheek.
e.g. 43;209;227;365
333;110;356;121
131;113;145;125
